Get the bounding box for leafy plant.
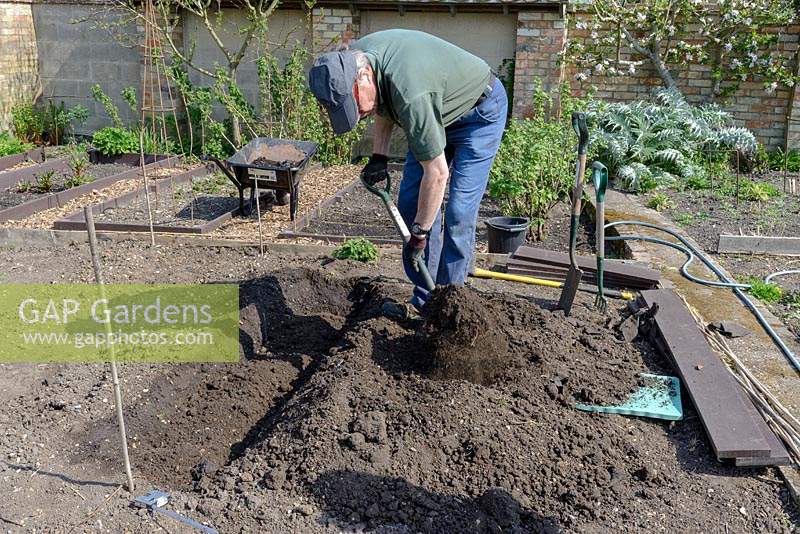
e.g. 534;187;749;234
0;133;32;157
589;88;758;192
16;180;31;193
646;193;676;211
489;82;586;240
34;170;56;193
740;180;780;202
92;127;139;157
11;103;45;145
91;85;123;128
333;238;379;263
65;144;92;188
746;278;783;303
764;149;800;172
45;101;89;145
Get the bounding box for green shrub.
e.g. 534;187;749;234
92;127;139;156
489;81;586;240
646;193;675;211
764;148;800;172
65;144;92;187
257;46;365;166
589;88;757;192
0;133;32;157
11;103;45;145
333;238;379;262
747;278;783;303
684;174;711;191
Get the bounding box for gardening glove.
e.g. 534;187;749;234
361;153;390;186
404;234;427;272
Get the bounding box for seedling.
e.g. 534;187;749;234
646;193;675;212
333;238;379;263
16;180;31;193
34;170;56;193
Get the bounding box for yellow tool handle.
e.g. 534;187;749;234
471;268;635;301
472;268;563;288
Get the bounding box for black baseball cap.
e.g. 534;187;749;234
309;51;360;135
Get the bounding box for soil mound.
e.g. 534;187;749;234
249;143;306;166
420;285;510;385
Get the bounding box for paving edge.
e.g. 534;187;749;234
587;187;800;505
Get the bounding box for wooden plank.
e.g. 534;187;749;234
507;266;654;290
506;258;648;282
718;235;800;256
511;246;660;285
0;147;45;172
640;289;771;459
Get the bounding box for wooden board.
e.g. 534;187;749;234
511;246;660;286
640;289;772;459
718;235;800;256
507;265;655;290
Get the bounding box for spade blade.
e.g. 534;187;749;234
558;266;583;316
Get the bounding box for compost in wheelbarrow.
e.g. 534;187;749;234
210;137;318;221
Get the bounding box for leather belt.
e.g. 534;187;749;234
474;73;496;108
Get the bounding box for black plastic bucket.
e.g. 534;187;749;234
485;216;530;254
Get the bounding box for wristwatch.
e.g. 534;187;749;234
410;222;431;238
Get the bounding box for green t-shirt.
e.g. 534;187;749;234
353;29;491;161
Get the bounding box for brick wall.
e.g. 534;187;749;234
0;0;39;132
511;8;800;150
512;8;566;118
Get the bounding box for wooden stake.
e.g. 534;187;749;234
254;179;264;257
139;130;156;247
84;207;135;493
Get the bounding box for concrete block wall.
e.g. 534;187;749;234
32;2;141;135
311;6;359;53
0;0;39;132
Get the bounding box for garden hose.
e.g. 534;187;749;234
764;270;800;285
604;220;800;374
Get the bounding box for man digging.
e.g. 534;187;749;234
309;29;508;315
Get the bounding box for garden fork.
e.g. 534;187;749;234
592;161;609;312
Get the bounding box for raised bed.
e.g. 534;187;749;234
277;178;405;244
53;164;269;234
0;153;178;223
0;147;46;172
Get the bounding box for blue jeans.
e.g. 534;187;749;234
398;77;508;310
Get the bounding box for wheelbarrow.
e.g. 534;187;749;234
203;137;319;221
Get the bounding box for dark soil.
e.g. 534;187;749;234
250;143;307;167
0;162;133;209
95;173;244;227
659;171;800;252
656;170;800;340
420;285;511;385
0;242;796;532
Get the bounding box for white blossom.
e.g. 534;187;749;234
595;63;605;73
765;81;777;94
575;72;588;81
628;63;636;74
744;17;752;25
637;12;647;21
723;43;733;52
576;21;587;30
730;58;741;68
591;31;599;40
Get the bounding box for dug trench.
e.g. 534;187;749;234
62;267;793;531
